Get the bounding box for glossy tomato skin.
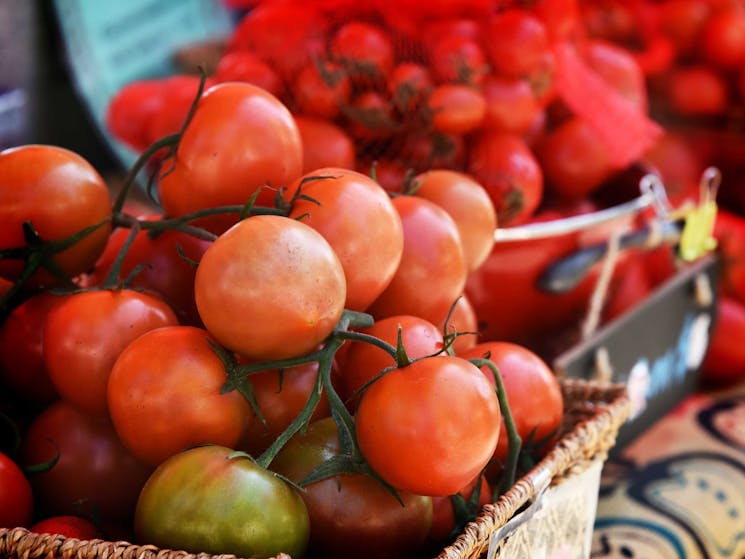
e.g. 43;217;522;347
271;417;433;559
89;217;211;326
20;401;153;523
336;314;445;411
287;167;403;312
107;326;252;467
157;83;303;233
135;445;310;559
0;292;66;405
459;341;564;465
293;116;356;173
195;215;346;361
43;289;179;418
427;84;486;135
0;145;112;287
29;515;100;540
355;355;500;496
367;196;467;326
0;451;33;528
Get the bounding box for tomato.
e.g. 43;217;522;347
367;196;467;326
292;61;352;120
106;79;166;152
666;65;730;116
701;296;745;386
287;168;403;312
411;169;496;272
239;361;330;456
641;131;704;207
145;75;212;147
135;445;309;559
89;217;211;326
329;21;395;79
157;83;303;233
481;75;542;135
467;131;543;226
439;294;479;354
212;51;283;97
659;0;711;54
0;145;112;287
270;417;433;559
107;326;252;466
336;314;445;411
537;117;614;200
399;132;467;173
458;342;564;467
356;355;500;496
483;9;551;79
0;451;33;528
20;401;152;523
194;215;346;361
429;474;491;543
0;292;65;406
360;158;411;192
602;251;655;324
293;116;356;173
427;84;486;134
43;289;179;418
387;62;433;111
714;209;745;304
345;90;397;141
700;7;745;69
29;516;100;540
429;35;488;85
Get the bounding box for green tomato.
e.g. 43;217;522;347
135;445;309;559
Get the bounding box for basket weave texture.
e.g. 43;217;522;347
0;378;629;559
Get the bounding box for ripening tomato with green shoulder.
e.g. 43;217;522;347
135;445;310;559
270;417;433;559
287;167;403;312
107;326;253;467
355;354;500;496
156;82;303;234
194;215;347;361
0;145;112;288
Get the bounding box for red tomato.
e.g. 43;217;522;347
666;66;730;116
106;79;166;152
157;83;303;233
43;289;178;417
481;75;542;135
641;131;704;207
292;61;352;120
194;215;346;361
270;417;433;559
107;326;252;466
287;168;403;312
29;516;100;540
701;296;745;385
239;361;330;456
345;90;397;141
429;35;488;85
293;116;356;173
439;294;479;354
0;451;33;528
0;292;65;405
367;196;467;326
467;131;543;226
714;209;745;304
603;251;655;324
89;218;211;326
483;9;551;78
459;341;564;467
20;401;152;523
336;314;445;411
329;21;395;78
411;169;497;272
700;7;745;69
0;145;112;287
212;51;283;97
659;0;711;54
355;355;500;496
146;75;212;147
387;62;433;111
399;132;467;173
427;84;486;134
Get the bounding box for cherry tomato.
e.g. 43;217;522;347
287;168;403;312
467;131;543;225
387;62;433;112
43;289;179;418
106;79;166;152
714;209;745;304
0;291;65;405
329;21;395;79
367;196;467;326
412;169;496;272
483;9;550;79
212;51;283;97
107;326;252;466
194;215;346;361
700;7;745;69
666;65;730;116
345;90;397;141
429;35;488;85
0;145;112;287
399;132;467;173
459;341;564;466
336;314;445;411
481;75;542;135
701;296;745;386
427;84;486;134
89;217;211;326
135;445;309;559
270;417;433;559
0;451;33;528
355;354;500;496
292;61;352;120
29;516;100;540
157;83;303;233
603;251;655;324
293;116;356;173
146;75;212;147
20;401;152;523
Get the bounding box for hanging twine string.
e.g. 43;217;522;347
581;228;624;342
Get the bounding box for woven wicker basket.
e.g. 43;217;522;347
0;378;629;559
